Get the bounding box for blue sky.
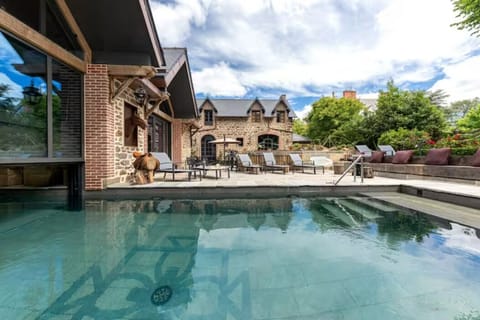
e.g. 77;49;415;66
151;0;480;119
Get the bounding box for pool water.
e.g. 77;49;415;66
1;196;480;320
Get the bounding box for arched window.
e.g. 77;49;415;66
201;135;216;162
258;135;279;150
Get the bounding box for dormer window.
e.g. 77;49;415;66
204;110;213;125
252;110;261;122
276;111;285;123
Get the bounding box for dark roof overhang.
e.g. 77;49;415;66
150;48;198;119
64;0;165;66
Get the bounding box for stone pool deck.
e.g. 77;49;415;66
105;169;480;205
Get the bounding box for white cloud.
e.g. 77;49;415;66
0;73;23;98
429;55;480;103
192;62;247;96
295;104;312;120
151;0;480;103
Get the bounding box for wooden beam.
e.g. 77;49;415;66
155;109;173;122
0;9;86;73
54;0;92;63
137;78;169;100
144;99;162;119
111;77;136;101
167;97;175;117
108;64;156;78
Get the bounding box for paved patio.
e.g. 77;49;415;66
108;168;480;200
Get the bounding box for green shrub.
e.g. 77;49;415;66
378;128;431;151
451;147;478;156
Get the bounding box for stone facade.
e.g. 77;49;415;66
195;97;293;159
112;80;147;185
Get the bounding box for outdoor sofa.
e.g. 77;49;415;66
365;148;480;183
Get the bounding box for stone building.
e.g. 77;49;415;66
195;95;295;161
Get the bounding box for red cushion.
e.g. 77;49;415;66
391;150;414;164
369;151;384;163
472;149;480;167
425;148;451;165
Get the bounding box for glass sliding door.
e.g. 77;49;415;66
148;115;171;156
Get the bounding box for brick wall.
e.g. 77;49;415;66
84;64;115;190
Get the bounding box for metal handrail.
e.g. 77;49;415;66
333;155;364;185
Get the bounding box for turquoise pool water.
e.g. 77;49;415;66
0;196;479;320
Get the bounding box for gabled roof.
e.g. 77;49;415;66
197;97;297;118
150;48;198;119
247;98;266;114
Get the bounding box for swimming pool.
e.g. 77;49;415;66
1;196;479;319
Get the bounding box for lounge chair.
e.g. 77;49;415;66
355;145;373;157
151;152;200;181
289;154;318;174
378;145;396;156
310;156;333;173
237;154;262;174
262;152;289;174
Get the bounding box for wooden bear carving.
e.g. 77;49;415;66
132;152;160;184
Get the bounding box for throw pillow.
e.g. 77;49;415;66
425;148;451;165
369;151;384;163
391;150;414;164
471;148;480;167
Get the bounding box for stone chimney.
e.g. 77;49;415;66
343;90;357;99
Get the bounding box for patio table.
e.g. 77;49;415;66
196;165;230;179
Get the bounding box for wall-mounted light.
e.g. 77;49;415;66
22;80;42;105
134;86;148;105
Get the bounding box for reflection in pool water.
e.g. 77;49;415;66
0;197;479;319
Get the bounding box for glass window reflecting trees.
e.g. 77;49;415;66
0;32;82;160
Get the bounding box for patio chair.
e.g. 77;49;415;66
378;145;396;156
355;145;373;157
310;156;334;173
151;152;200;181
237;154;262;174
262;152;289;174
289;153;322;174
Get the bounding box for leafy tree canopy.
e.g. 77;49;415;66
372;81;446;140
457;104;480;131
443;98;480;124
292;119;308;136
306;96;366;146
451;0;480;36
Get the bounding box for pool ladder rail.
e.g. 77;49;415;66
332;155;365;186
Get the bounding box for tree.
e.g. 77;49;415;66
292;119;308;136
443;98;480;124
371;81;446;141
426;89;449;108
451;0;480;36
457;104;480;131
306;96;366;146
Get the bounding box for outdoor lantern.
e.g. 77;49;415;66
22;80;42;105
134;86;148;105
